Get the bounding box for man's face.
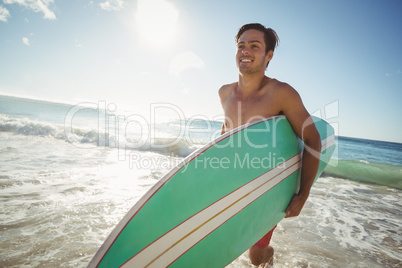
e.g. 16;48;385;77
236;29;271;74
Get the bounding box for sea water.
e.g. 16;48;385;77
0;95;401;268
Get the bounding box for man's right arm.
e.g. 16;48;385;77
218;84;232;135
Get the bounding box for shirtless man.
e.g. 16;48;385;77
219;23;322;267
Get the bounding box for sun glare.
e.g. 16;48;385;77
135;0;179;48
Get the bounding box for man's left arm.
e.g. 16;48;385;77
280;86;322;218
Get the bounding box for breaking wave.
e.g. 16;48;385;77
323;159;402;190
0;114;203;157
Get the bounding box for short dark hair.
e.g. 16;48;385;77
235;23;279;54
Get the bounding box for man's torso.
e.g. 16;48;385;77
219;77;286;132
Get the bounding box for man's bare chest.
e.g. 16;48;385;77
223;96;280;129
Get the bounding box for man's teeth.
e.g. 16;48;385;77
241;59;252;62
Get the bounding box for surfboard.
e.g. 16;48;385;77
89;115;336;268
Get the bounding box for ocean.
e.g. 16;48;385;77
0;94;401;268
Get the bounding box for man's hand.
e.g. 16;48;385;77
285;192;309;218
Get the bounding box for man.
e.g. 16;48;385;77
219;23;322;267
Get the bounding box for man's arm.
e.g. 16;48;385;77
218;84;233;136
279;85;322;218
221;123;226;135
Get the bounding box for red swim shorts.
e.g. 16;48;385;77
254;225;277;248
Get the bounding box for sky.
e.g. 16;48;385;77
0;0;401;143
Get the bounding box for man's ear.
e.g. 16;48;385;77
266;50;274;63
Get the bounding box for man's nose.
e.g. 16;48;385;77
242;48;251;55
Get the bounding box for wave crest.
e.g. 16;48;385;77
0;114;201;157
324;159;402;190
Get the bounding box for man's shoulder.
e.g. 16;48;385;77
269;78;292;91
218;82;236;99
269;78;299;98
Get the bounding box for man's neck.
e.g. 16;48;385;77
237;72;267;96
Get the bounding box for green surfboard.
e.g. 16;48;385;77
89;115;336;267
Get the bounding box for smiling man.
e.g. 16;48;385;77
219;23;321;267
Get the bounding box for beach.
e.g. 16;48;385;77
1;95;401;267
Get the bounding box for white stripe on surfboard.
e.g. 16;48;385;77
321;134;336;151
122;154;302;267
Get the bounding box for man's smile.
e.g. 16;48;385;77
240;58;253;63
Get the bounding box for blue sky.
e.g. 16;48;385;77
0;0;401;143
